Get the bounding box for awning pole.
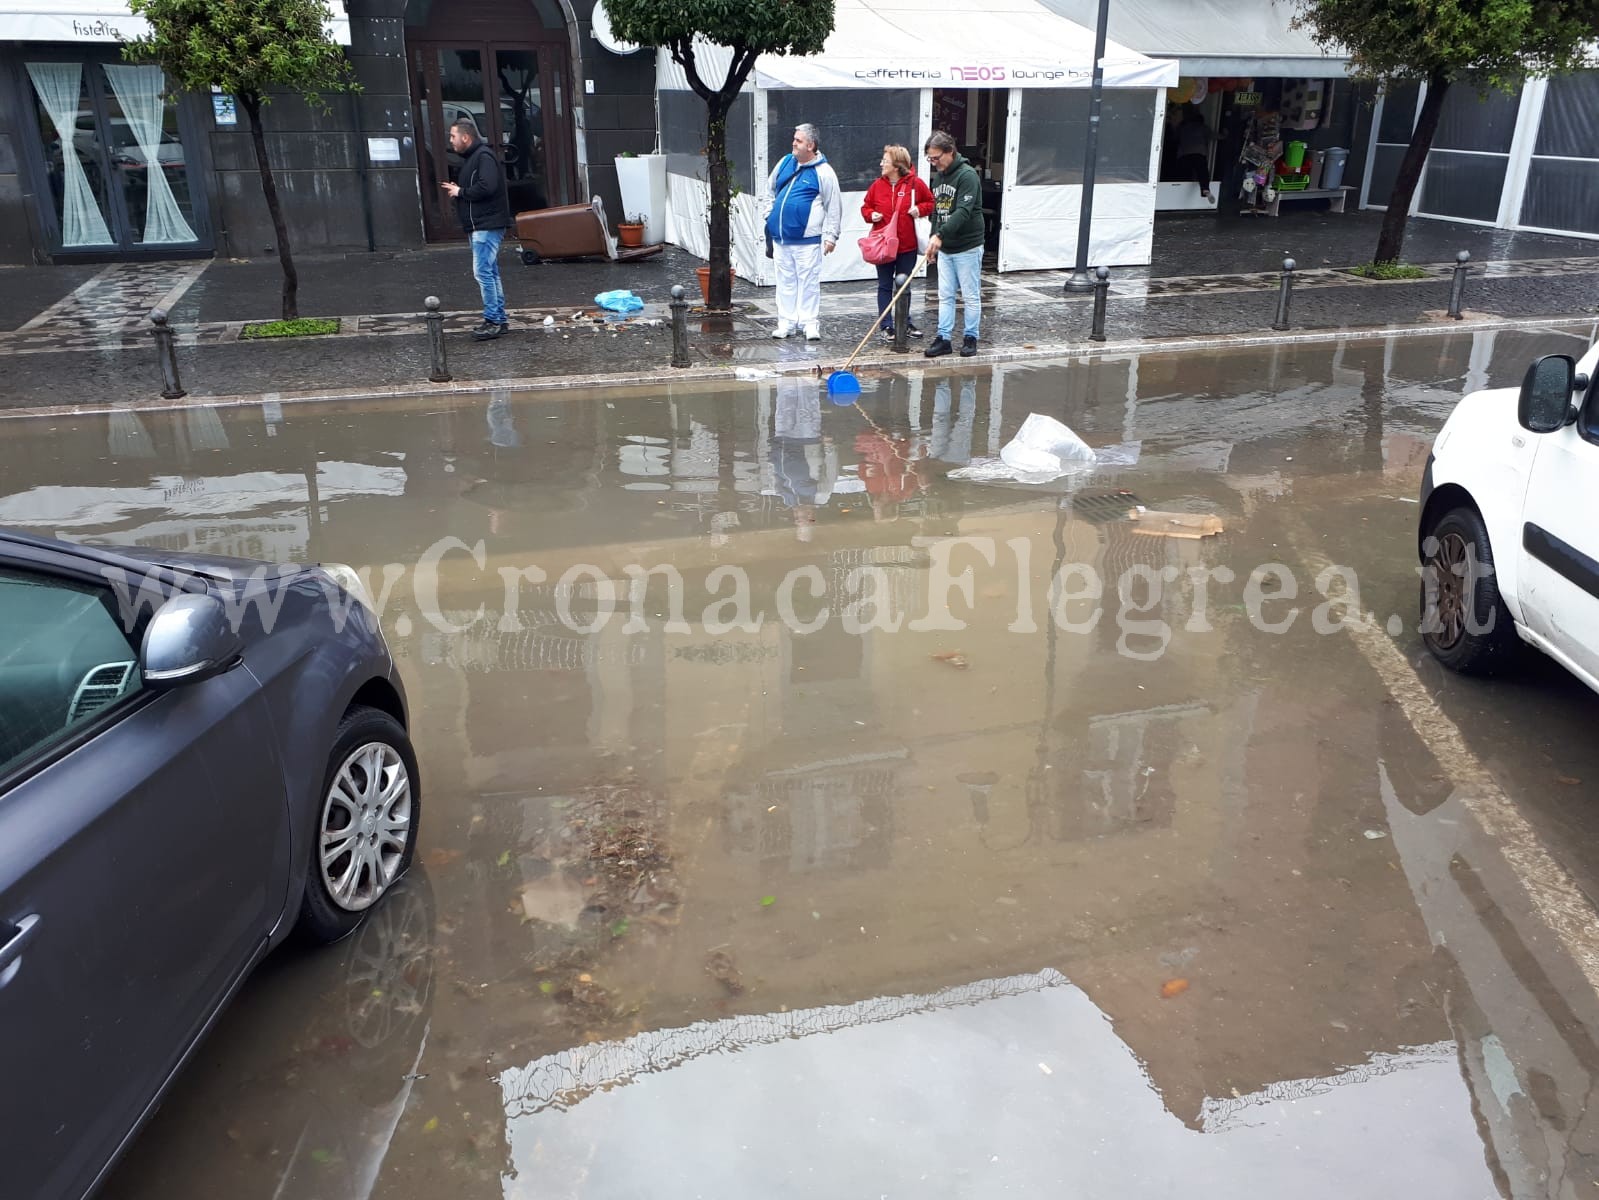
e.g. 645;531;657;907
1064;0;1110;293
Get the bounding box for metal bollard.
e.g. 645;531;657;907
669;285;691;368
1271;257;1296;331
424;296;450;383
1447;251;1471;320
1089;266;1110;342
149;308;186;399
892;273;910;353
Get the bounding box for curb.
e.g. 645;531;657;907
2;312;1594;422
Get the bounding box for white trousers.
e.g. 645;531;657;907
773;241;824;325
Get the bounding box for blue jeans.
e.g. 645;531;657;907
471;229;507;325
936;245;982;341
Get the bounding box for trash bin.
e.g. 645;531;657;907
1322;147;1350;191
1309;149;1327;190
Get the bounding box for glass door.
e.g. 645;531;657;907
25;58;207;254
411;42;577;242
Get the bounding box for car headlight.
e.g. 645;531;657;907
318;562;375;612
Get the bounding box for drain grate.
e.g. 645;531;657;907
1068;490;1141;524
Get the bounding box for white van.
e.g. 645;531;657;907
1419;337;1599;693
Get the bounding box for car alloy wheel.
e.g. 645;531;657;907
1418;505;1515;675
1426;529;1471;652
320;741;413;913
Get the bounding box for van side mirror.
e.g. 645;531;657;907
140;592;242;690
1519;354;1576;434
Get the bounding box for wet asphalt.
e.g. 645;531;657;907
5;327;1599;1195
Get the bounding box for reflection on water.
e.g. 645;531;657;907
497;969;1493;1199
15;327;1599;1198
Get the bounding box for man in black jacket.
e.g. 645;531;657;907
442;120;513;341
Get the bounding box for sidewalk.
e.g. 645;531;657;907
0;211;1594;411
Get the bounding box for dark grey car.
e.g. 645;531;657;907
0;530;420;1200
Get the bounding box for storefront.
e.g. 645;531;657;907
1037;0;1358;214
657;0;1178;282
1365;70;1599;240
0;0;662;266
4;48;219;256
0;0;347;259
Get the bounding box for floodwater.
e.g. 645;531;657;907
5;325;1599;1197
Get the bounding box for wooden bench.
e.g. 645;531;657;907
1264;186;1355;218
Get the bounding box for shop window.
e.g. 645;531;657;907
1376;82;1420;143
1534;70;1599;158
1418;150;1509;223
765;90;920;192
1521;74;1599;236
659;89;754;194
1432;85;1521;154
1016;89;1154;187
1415;85;1519;223
1521;159;1599;235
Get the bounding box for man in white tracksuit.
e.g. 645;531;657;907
765;123;842;341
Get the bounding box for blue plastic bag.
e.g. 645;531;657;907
595;289;644;314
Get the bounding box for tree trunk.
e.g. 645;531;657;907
705;104;733;312
241;92;300;320
1376;72;1451;265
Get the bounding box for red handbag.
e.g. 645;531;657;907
857;183;903;265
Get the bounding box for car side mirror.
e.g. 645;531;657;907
140;592;243;690
1519;354;1576;434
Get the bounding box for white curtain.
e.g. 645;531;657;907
104;64;197;244
26;62;113;247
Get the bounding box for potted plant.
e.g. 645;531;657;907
694;264;737;306
614;148;666;244
617;213;647;248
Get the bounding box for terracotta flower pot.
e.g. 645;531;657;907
617;222;645;248
695;265;737;306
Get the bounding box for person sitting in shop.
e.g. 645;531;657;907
1174;107;1216;200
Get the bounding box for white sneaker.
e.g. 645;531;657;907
804;322;820;341
772;321;791;339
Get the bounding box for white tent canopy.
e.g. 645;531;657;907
753;0;1176;91
658;0;1179;283
1035;0;1348;78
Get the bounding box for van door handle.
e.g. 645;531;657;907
0;914;40;985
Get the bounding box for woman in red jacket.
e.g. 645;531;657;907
861;145;934;341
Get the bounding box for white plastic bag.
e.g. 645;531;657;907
915;215;932;255
1000;414;1096;480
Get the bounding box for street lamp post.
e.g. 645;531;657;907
1064;0;1112;293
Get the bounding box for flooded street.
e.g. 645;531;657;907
7;326;1599;1197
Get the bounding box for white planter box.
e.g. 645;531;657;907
615;154;667;245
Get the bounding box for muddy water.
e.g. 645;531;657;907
4;326;1598;1196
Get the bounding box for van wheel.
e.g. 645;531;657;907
298;706;420;944
1418;506;1517;675
520;248;539;266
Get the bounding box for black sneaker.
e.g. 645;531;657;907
879;326;895;342
472;321;510;341
925;336;952;358
960;335;978;357
907;324;923;339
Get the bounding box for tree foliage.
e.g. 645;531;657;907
1294;0;1598;262
606;0;836;310
1297;0;1597;88
124;0;356;318
125;0;353;103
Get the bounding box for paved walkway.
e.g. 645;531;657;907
0;211;1592;408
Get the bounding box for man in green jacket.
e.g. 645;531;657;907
923;131;984;358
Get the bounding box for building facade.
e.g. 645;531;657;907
0;0;657;264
